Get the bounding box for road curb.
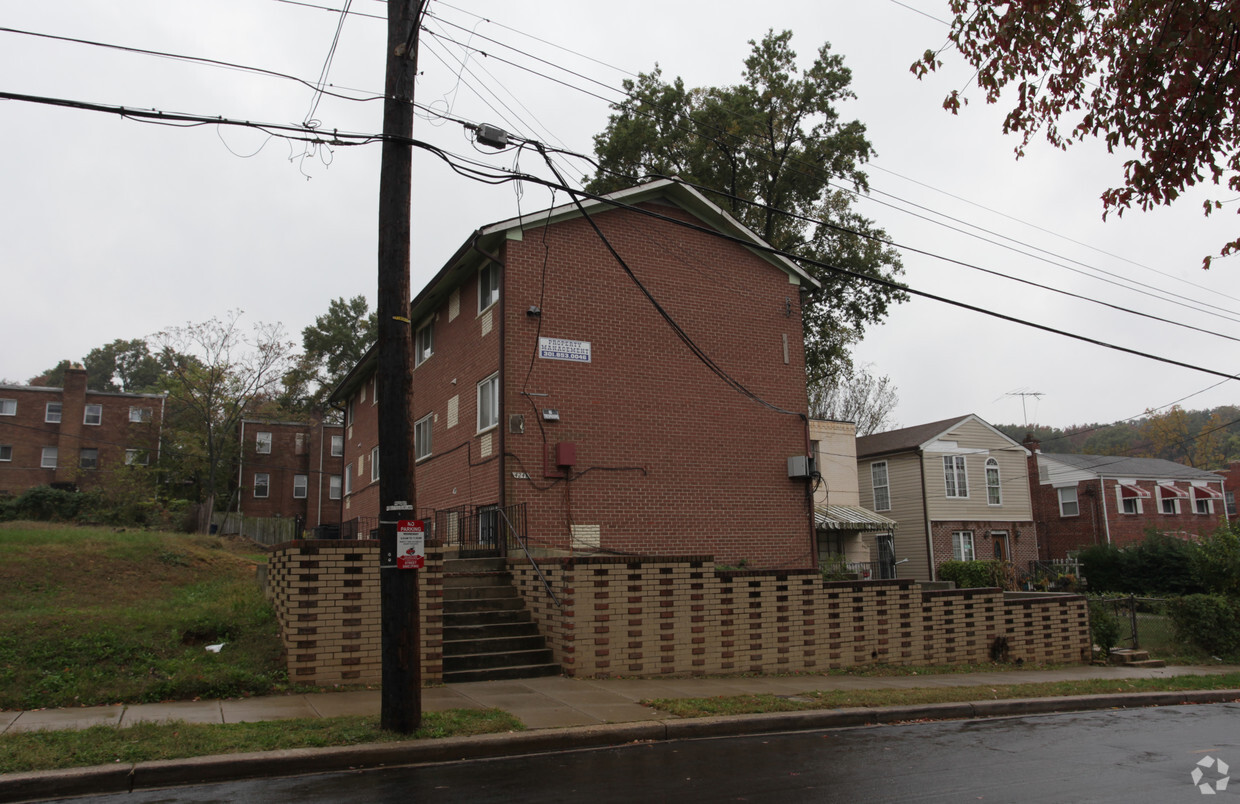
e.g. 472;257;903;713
3;691;1238;802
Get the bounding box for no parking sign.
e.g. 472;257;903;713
396;520;425;569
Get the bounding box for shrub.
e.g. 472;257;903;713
1191;523;1240;598
938;560;1007;589
1168;594;1240;657
1088;599;1123;657
1079;531;1202;595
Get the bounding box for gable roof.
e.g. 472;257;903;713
856;414;1026;459
1039;453;1223;482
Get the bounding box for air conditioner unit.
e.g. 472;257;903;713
787;456;814;479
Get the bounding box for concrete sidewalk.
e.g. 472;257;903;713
4;663;1238;735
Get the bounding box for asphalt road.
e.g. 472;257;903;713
50;703;1240;803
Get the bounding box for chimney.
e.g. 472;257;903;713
1022;433;1041;453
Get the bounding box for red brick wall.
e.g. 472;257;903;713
0;375;162;495
497;203;813;567
341;378;382;523
237;420;342;527
930;519;1038;574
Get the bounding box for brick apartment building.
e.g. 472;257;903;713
0;366;164;495
331;179;823;567
1025;438;1228;558
236;418;344;531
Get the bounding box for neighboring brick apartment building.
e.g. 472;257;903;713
236;418;344;531
1025;439;1228;558
0;366;164;495
856;415;1038;581
331;179;823;567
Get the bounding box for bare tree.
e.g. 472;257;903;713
808;363;899;436
153;311;293;511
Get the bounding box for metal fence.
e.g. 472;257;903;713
308;504;528;553
1090;595;1178;653
1026;559;1083;592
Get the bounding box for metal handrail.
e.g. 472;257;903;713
498;505;561;609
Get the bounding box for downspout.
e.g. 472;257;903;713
315;418;325;529
920;448;936;581
803;414;817;570
1099;477;1112;545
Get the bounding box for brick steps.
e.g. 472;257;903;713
441;557;559;683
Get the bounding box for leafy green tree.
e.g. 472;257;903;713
28;360;72;388
84;339;166;392
587;30;906;385
914;1;1240;267
1191;521;1240;598
281;296;376;413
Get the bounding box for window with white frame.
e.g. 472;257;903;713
478;263;500;312
1228;491;1237;517
1158;485;1180;514
84;404;102;426
41;447;57;469
951;530;975;561
985;458;1001;506
1122;496;1140;515
1058;486;1079;517
1196;496;1213;515
346;400;354;426
371;375;377;406
254;473;269;498
0;445;11;462
415;320;433;366
255;431;272;454
477;373;499;433
415;413;433;461
125;449;149;466
79;448;98;470
870;461;890;511
293;474;308;499
129;406;151;423
329;475;342;500
370;446;379;482
45;402;62;423
0;399;15;416
330;435;343;457
344;464;353;495
943;455;968;498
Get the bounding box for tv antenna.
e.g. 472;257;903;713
1005;391;1044;428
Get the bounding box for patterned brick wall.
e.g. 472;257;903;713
510;555;1089;677
266;540;444;685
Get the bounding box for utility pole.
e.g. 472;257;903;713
376;0;424;734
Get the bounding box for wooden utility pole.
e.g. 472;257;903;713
376;0;424;734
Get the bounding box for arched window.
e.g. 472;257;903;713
985;458;1001;506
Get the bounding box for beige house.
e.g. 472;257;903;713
810;419;898;577
855;414;1037;581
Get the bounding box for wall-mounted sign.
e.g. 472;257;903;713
396;520;425;570
539;337;591;363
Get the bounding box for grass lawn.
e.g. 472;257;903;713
0;709;524;774
0;522;296;710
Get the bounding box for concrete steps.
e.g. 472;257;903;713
1108;649;1166;668
441;556;559;683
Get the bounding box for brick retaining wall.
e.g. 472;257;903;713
266;540;445;685
509;555;1089;676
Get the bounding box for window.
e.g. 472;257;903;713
478;263;500;312
0;399;15;416
45;402;62;423
951;530;975;561
125;449;149;466
870;461;890;511
1161;496;1177;514
1058;486;1079;517
985;458;1001;506
79;448;98;470
1196;497;1213;515
344;464;353;495
370;446;380;482
254;473;270;499
330;435;343;457
294;433;307;455
293;474;308;499
255;432;272;454
477;373;499;432
415;320;434;366
84;404;102;426
1122;497;1139;515
41;447;57;469
943;455;968;498
129;407;151;423
346;400;355;426
1228;491;1236;517
329;475;342;500
371;375;377;406
1157;485;1184;515
415;414;433;461
0;445;10;461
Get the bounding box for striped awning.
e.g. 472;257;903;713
1158;483;1190;499
1193;485;1223;500
815;505;897;532
1118;483;1151;499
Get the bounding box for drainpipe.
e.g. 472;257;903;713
237;420;245;517
1099;477;1111;544
920;448;935;581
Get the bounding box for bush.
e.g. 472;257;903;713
0;485;181;529
938;560;1008;589
1079;531;1202;595
1191;523;1240;598
1088;599;1123;657
1168;594;1240;657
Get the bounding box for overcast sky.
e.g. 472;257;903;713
3;1;1238;433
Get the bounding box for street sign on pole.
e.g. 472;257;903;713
396;520;425;569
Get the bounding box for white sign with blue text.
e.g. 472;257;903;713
538;337;591;363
